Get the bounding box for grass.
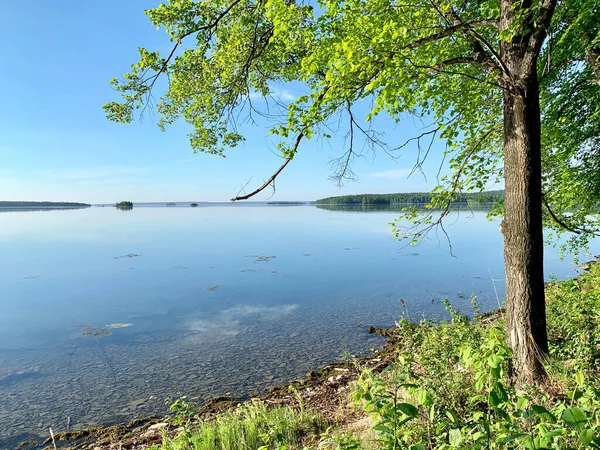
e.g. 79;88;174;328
150;399;327;450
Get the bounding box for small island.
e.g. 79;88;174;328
115;201;133;210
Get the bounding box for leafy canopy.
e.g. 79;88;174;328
105;0;600;246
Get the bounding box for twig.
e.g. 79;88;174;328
488;268;505;311
49;428;57;450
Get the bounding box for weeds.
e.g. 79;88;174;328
152;398;326;450
333;264;600;449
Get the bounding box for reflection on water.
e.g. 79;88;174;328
0;205;594;447
315;203;497;213
0;206;90;213
186;304;298;338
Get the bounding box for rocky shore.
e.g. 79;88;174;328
17;326;401;450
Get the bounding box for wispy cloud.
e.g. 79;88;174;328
32;156;206;181
249;87;297;102
185;304;298;341
368;169;412;179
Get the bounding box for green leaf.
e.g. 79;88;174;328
492;381;509;402
542;429;565;438
417;389;433;407
449;428;462;446
489;390;501;407
562;407;587;428
397;403;419;417
528;405;557;422
579;429;594;445
503;433;528;443
446;409;459;425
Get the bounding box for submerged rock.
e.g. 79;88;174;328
254;256;276;263
0;368;39;386
76;324;112;337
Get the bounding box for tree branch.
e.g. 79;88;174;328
230;86;330;201
428;1;506;76
230;144;296;201
526;0;558;63
542;192;582;235
403;19;499;51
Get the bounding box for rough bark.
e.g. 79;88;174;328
499;0;549;384
585;47;600;84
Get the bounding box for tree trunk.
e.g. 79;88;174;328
500;50;549;383
585;47;600;84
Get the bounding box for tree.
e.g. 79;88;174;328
104;0;600;384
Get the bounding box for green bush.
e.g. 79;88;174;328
334;265;600;449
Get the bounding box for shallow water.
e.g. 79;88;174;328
0;205;595;446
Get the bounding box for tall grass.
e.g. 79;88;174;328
151;400;327;450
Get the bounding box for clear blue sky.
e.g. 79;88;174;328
0;1;456;203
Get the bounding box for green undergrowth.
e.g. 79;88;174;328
151;264;600;450
330;263;600;449
150;398;327;450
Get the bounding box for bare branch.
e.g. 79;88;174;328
526;0;558;64
235;177;254;199
406;56;503;88
230;151;295;201
541;192;600;236
402;19;499;51
329;102;358;186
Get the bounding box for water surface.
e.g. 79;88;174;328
0;205;594;446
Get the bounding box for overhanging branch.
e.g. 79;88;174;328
542;192;582;235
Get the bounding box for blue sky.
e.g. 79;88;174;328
0;0;452;203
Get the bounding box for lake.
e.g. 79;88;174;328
0;204;595;446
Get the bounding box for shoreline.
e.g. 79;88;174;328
17;326;401;450
15;260;598;450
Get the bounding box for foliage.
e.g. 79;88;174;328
545;266;600;377
151;398;326;450
331;264;600;449
103;0;599;240
105;0;600;388
538;0;600;251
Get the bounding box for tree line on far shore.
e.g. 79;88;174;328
0;201;90;207
315;190;504;206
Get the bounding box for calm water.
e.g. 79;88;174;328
0;205;595;446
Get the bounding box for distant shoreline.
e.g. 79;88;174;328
0;201;90;208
